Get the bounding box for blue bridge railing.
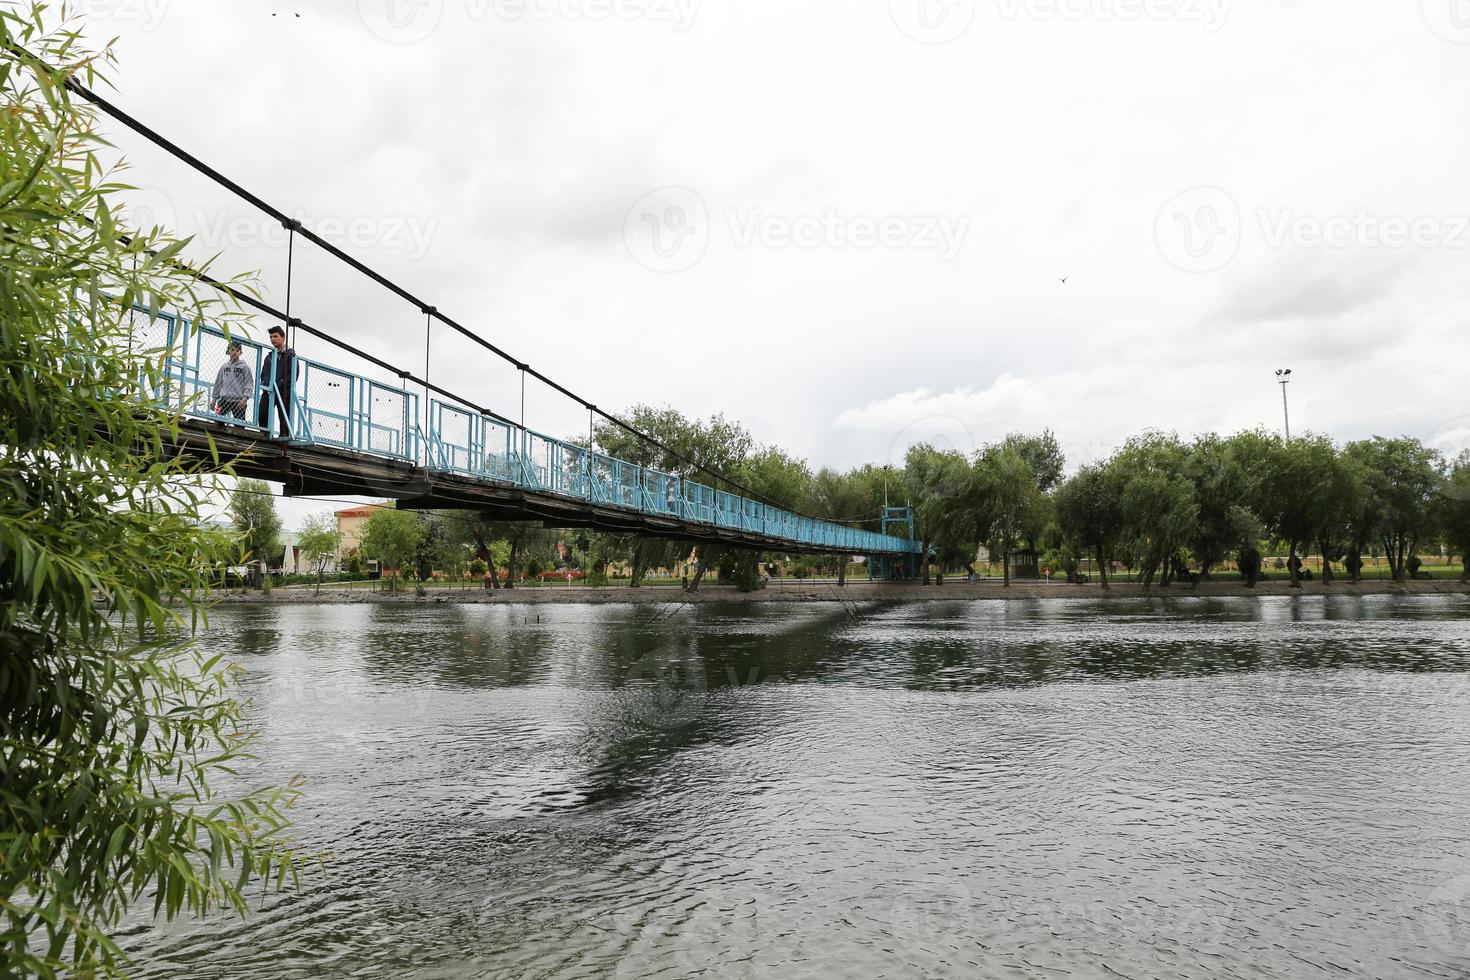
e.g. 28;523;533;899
132;310;921;556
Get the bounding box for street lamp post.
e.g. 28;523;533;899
1275;368;1292;442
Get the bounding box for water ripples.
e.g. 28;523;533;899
119;595;1470;978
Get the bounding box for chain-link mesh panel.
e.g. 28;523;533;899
297;361;354;447
123;309;273;431
428;401;472;472
637;467;675;517
110;299;923;555
685;481;714;525
127;309;181;409
519;431;549;491
619;461;642;509
585;452;613;504
428;402;518;484
479;415;517;483
191;326;264;428
550;440;590;499
362;382;415;460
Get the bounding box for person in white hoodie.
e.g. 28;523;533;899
210;341;252;420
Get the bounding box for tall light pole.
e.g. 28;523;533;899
1275;368;1292;442
883;464;890;508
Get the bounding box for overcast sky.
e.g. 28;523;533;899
74;0;1470;528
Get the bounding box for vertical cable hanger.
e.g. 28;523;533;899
279;218;303;439
586;404;595;496
52;67;828;523
127;249;137;359
282;218;300;346
422;306;434;459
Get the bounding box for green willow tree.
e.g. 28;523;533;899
230;478;282;573
1001;430;1065;569
726;445;812;590
1054;462;1125;589
1436;452;1470;582
902;443;971;585
806;467;870;586
1;12;305;978
296;511;342;595
1256;433;1339;588
359;506;425;592
971;443;1047;588
1184;433;1263;586
1109;433;1195;587
1345;437;1443;582
496;521;558;588
592;405;753;590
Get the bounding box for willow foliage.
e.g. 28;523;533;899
1;7;305;976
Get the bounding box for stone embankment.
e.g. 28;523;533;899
212;579;1470;605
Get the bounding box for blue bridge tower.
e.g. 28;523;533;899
869;506;922;580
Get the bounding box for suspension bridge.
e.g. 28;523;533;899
69;67;924;570
142;303;921;564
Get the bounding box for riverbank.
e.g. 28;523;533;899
211;578;1470;605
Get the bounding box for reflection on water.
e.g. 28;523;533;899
120;596;1470;978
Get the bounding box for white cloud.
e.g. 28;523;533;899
67;0;1470;528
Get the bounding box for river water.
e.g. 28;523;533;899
120;595;1470;979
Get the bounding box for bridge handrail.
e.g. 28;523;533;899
123;307;919;555
428;404;913;553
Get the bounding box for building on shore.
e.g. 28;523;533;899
336;503;390;565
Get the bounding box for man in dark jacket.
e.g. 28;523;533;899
257;324;297;436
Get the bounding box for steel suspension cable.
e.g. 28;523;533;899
110;220;518;428
283;218;299;346
75;204;900;542
28;58;868;522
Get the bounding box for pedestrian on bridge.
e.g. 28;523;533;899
258;325;297;436
211;340;251;420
